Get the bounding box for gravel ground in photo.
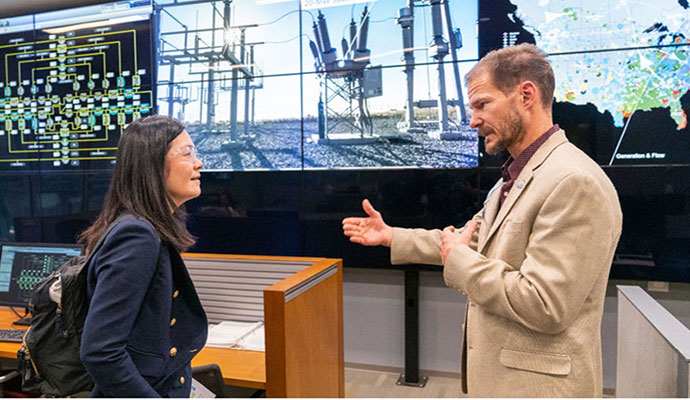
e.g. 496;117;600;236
189;116;478;171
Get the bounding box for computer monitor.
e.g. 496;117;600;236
0;242;83;324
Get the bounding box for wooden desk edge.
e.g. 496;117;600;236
0;346;20;359
265;258;342;293
222;377;266;390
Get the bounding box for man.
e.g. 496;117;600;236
342;43;622;397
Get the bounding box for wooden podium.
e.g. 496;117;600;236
183;254;344;397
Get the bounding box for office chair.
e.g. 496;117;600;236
0;370;19;397
191;364;266;398
192;363;226;397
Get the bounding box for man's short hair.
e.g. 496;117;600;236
466;43;555;110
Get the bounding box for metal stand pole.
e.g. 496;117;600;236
397;269;428;387
442;0;468;124
206;60;215;130
397;3;415;128
167;62;175;117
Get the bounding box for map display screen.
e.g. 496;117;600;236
479;0;690;165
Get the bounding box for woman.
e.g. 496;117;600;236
78;115;207;397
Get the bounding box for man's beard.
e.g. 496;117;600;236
481;109;525;155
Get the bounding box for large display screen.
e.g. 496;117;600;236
156;0;479;171
479;0;690;166
0;0;154;171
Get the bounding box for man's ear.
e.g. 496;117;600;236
518;80;540;110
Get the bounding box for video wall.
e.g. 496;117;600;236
0;0;688;283
3;0;689;172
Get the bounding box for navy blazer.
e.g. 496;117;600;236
80;214;208;397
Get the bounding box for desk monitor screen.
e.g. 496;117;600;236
0;243;83;309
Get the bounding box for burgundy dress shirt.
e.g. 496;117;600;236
498;124;560;208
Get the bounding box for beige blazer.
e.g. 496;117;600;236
391;131;622;397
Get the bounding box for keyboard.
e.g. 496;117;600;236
0;328;25;343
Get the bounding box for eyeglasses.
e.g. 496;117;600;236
170;145;199;162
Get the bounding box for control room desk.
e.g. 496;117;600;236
0;308;266;390
0;254;343;397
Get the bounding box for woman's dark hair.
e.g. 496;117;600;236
78;115;195;252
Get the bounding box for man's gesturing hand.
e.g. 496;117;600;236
342;199;393;247
441;221;478;264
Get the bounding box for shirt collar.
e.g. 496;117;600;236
502;124;560;182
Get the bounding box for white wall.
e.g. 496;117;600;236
343;267;690;391
344;268;466;373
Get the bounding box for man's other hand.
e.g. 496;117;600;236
441;221;478;264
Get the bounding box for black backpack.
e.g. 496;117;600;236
17;219;123;397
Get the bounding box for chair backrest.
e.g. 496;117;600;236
191;363;225;397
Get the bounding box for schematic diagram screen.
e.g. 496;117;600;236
0;243;82;307
0;1;154;171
